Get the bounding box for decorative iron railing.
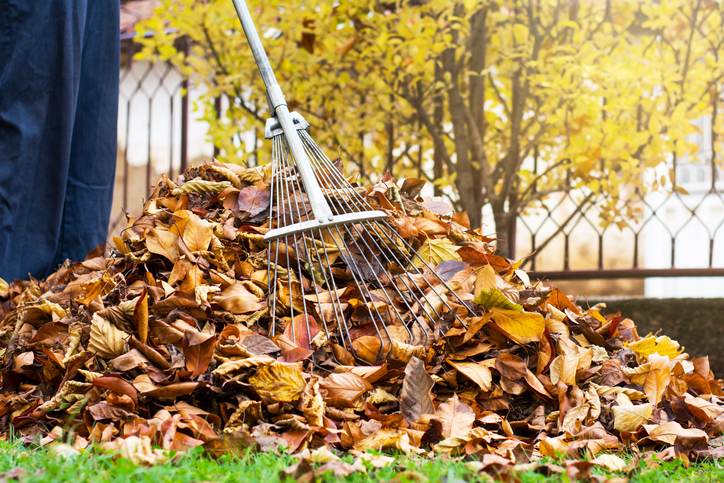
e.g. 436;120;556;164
115;38;724;281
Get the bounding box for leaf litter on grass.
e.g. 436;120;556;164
0;161;722;480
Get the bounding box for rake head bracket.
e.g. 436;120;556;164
264;210;388;241
265;112;310;139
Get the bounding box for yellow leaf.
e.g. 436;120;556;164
366;387;398;405
489;308;545;344
473;265;523;311
612;402;653;433
248;362;305;402
473;264;496;294
88;314;129;359
473;288;522;311
626;335;682;360
410;238;461;269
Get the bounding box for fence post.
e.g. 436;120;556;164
180;39;190;173
213;96;222;158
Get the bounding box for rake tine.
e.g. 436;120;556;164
278;136;389;362
278;138;344;360
301;134;475;319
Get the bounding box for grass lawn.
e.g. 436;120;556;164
0;440;721;483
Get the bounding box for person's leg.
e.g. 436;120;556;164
0;1;87;281
54;0;119;266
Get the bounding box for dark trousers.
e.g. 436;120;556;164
0;0;119;281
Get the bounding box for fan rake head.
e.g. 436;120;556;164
228;0;472;364
264;116;474;365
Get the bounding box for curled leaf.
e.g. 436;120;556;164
400;357;434;424
172;178;231;196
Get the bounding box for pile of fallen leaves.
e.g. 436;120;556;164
0;161;721;476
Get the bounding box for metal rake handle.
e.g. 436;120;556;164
231;0;333;220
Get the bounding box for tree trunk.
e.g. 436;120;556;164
459;187;482;229
492;206;516;259
432;64;444;196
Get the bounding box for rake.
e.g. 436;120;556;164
231;0;473;364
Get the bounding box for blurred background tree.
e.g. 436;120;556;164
135;0;723;257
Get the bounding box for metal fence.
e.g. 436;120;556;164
112;37;191;233
517;157;724;281
115;39;724;282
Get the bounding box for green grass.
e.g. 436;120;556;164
0;439;720;483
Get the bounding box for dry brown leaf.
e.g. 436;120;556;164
351;336;389;364
319;372;372;408
93;376;138;408
133;289;149;344
353;429;420;453
591;453;626;471
400;357;434;424
101;436;169;465
550;354;579;386
448;360;493;392
88;314;129;359
612;402;653;433
435;394;475;439
145;228;179;262
546;288;581;315
236;184;271;217
212;355;275;375
184;335;217;378
643;354;672;405
143;382;200;400
213;282;263;314
642;421;708;446
176;210;214;252
524;369;552;398
300;376;325;427
683;394;724;422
